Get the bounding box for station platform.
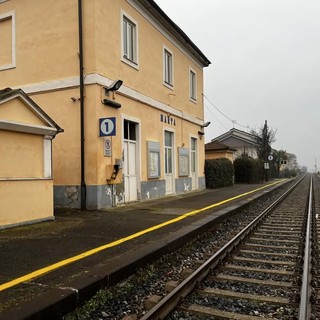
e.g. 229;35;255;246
0;179;288;320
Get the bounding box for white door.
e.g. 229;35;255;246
191;137;198;190
164;131;174;194
123;120;138;202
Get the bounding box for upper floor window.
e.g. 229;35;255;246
163;47;173;88
122;13;138;69
189;69;197;101
0;10;15;71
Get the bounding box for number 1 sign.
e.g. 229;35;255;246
99;117;116;136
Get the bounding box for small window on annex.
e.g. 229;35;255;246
122;14;138;66
163;48;173;87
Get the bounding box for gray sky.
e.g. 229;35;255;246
156;0;320;171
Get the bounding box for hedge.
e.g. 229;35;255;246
234;157;264;183
205;158;234;188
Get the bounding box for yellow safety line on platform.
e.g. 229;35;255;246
0;179;285;292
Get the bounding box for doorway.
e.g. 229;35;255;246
164;130;174;195
191;137;198;190
123;120;139;202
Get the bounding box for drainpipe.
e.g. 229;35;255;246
78;0;86;209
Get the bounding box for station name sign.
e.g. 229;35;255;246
160;114;176;126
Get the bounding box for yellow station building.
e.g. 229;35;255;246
0;0;211;211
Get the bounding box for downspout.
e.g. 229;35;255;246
78;0;86;209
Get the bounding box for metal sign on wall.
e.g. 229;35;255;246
104;137;112;157
99;117;116;136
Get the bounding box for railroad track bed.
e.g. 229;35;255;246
137;175;318;320
166;179;309;320
65;179;299;320
312;174;320;319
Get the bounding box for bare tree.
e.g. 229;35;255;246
251;120;277;161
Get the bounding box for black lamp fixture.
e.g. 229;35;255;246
201;121;211;128
102;79;123;108
104;79;123;96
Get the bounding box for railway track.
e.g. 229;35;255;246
141;175;316;320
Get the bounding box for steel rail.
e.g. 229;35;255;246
298;176;313;320
140;176;306;320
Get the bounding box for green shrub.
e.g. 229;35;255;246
205;158;234;188
234;157;264;183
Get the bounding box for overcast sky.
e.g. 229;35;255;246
156;0;320;171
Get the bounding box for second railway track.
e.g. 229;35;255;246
142;175;316;320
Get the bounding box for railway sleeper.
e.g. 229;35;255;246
248;237;300;244
179;295;297;319
177;304;275;320
223;264;295;275
259;226;301;231
254;232;300;237
243;243;299;250
231;256;296;266
238;249;297;257
194;287;290;304
254;230;301;236
209;274;294;287
263;223;303;228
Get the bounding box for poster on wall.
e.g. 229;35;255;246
178;147;189;177
149;151;160;178
147;141;160;178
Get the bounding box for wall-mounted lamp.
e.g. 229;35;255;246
102;99;121;109
104;79;123;98
201;121;211;128
198;130;205;140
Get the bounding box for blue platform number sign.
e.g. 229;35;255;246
99;117;116;137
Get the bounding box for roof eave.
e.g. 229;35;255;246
138;0;211;67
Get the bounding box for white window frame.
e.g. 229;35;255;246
0;10;16;71
43;137;52;178
163;46;174;88
190;136;198;175
121;11;139;69
189;68;197;102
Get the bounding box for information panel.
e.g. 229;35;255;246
147;141;160;178
178;147;189;177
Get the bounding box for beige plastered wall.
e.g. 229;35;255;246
0;0;206;191
205;152;234;162
94;0;205;120
0;130;54;228
31;83;205;187
0;0;80;86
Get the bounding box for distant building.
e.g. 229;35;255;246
211;128;259;161
280;152;298;172
0;0;210;210
205;141;236;162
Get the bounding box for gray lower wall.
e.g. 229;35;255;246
198;176;206;189
175;177;192;194
54;185;81;209
54;176;206;210
140;179;166;201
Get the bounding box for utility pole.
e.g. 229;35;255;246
264;120;268;182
